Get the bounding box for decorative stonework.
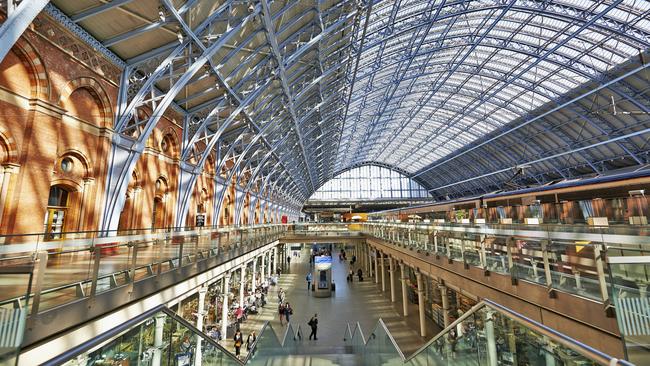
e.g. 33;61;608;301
32;7;123;84
58;76;113;127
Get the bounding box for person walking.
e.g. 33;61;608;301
278;303;286;325
277;288;284;303
285;302;293;324
306;272;312;291
233;330;243;357
357;268;363;282
246;331;257;351
287;255;291;266
308;314;318;340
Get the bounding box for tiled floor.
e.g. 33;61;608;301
230;247;441;360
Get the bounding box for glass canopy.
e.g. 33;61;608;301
336;0;650;174
309;165;430;201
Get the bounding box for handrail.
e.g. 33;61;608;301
340;299;633;366
162;308;243;364
403;300;501;362
43;305;244;366
241;320;271;364
41;304;167;366
483;299;635;366
400;299;633;366
374;318;406;360
352;321;365;344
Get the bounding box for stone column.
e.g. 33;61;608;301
389;256;396;302
380;251;386;292
260;253;266;280
486;310;498;366
374;249;379;284
267;251;272;277
0;164;19;227
152;312;167;366
195;286;207;364
400;262;409;316
415;271;426;337
251;257;257;293
273;246;278;274
239;264;246;308
221;273;231;338
439;284;450;327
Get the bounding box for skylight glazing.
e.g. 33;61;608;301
336;0;650;175
309;165;430;201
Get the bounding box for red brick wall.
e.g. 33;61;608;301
0;14;190;235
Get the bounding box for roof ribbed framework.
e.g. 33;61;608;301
2;0;650;204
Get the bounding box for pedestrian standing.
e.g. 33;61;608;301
357;268;363;282
308;314;318;340
233;330;243;357
287;256;291;266
306;272;312;291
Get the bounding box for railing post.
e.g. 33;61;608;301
28;251;47;321
479;235;487;269
540;239;555;298
434;230;439;256
89;241;101;300
593;243;611;313
128;241;138;284
506;236;517;285
177;237;184;269
156;239;164;275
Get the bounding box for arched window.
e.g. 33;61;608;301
309;165;430;201
152;177;168;229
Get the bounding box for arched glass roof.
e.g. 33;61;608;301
336;0;650;174
309;165;430;201
2;0;649;204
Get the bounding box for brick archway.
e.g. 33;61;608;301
58;77;113;128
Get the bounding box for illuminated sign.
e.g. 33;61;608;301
315;255;332;271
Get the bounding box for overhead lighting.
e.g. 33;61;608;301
176;30;184;44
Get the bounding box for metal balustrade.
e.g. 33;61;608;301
0;224;287;318
359;221;650;305
288;221;649;305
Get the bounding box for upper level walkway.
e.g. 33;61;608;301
1;221;648;363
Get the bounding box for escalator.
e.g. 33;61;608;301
40;299;633;365
343;299;634;366
43;305;242;366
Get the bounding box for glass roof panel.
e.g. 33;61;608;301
336;0;650;175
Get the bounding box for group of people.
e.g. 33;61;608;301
232;329;257;358
277;288;294;325
348;268;363;282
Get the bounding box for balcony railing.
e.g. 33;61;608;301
0;224;287;318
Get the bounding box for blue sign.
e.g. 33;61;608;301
315;255;332;270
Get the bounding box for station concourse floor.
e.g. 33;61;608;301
226;247;442;360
